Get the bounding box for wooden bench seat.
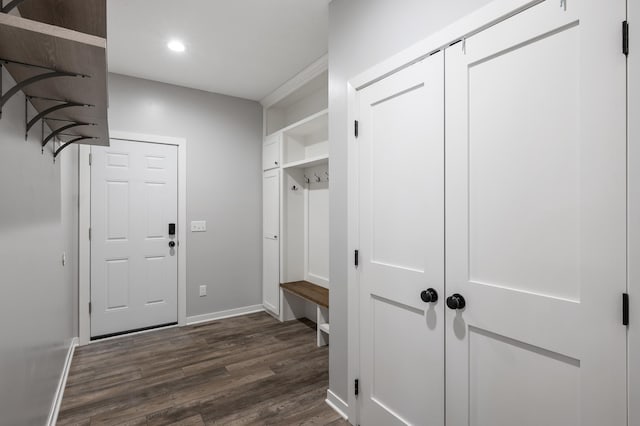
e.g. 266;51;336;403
280;281;329;308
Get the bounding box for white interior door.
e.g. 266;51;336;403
445;1;627;425
263;169;280;314
91;139;178;338
357;52;445;426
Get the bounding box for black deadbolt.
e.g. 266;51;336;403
446;293;466;310
420;288;438;303
168;223;176;235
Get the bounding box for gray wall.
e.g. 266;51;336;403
328;0;493;404
107;73;263;317
0;69;79;425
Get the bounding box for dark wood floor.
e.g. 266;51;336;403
57;312;348;426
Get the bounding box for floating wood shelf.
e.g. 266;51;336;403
17;0;106;38
281;281;329;308
0;12;109;147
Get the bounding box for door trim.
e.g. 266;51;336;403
79;131;187;346
345;0;573;422
629;1;637;424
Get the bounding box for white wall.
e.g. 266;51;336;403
328;0;493;405
0;68;79;425
107;73;263;317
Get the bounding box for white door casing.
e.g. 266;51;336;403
263;168;280;314
445;1;627;425
91;139;179;337
357;53;445;426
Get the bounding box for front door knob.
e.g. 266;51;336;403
420;288;438;303
168;241;176;248
446;293;466;310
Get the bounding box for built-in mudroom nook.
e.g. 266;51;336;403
261;57;330;346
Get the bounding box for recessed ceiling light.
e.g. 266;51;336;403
167;40;185;53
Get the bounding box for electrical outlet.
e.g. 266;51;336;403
191;220;207;232
199;285;207;297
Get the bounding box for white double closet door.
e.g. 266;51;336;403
357;1;626;425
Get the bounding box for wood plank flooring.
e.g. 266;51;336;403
57;312;348;426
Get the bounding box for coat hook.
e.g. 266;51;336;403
303;174;310;184
291;184;299;191
325;171;329;181
314;173;321;183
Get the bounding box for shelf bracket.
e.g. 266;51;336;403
54;136;97;162
1;0;27;14
25;98;92;139
0;59;88;119
42;121;95;152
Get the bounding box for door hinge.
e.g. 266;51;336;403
354;120;359;138
355;379;359;397
354;249;359;267
88;227;91;240
89;302;92;315
88;152;92;166
623;21;629;56
623;293;629;326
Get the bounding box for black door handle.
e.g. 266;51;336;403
168;241;176;248
420;288;438;303
446;294;466;310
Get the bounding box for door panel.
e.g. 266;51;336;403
445;1;626;425
263;169;280;314
263;135;280;171
358;52;445;426
91;140;178;337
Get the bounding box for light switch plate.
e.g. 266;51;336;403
199;285;207;297
191;220;206;232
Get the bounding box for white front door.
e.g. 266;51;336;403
263;169;280;314
91;139;178;338
357;52;445;426
445;1;627;426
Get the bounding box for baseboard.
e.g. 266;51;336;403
186;304;264;325
47;337;77;426
325;389;349;421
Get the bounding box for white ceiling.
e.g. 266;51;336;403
107;0;329;101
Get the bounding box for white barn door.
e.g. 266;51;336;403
357;52;445;426
91;139;178;338
445;1;627;426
